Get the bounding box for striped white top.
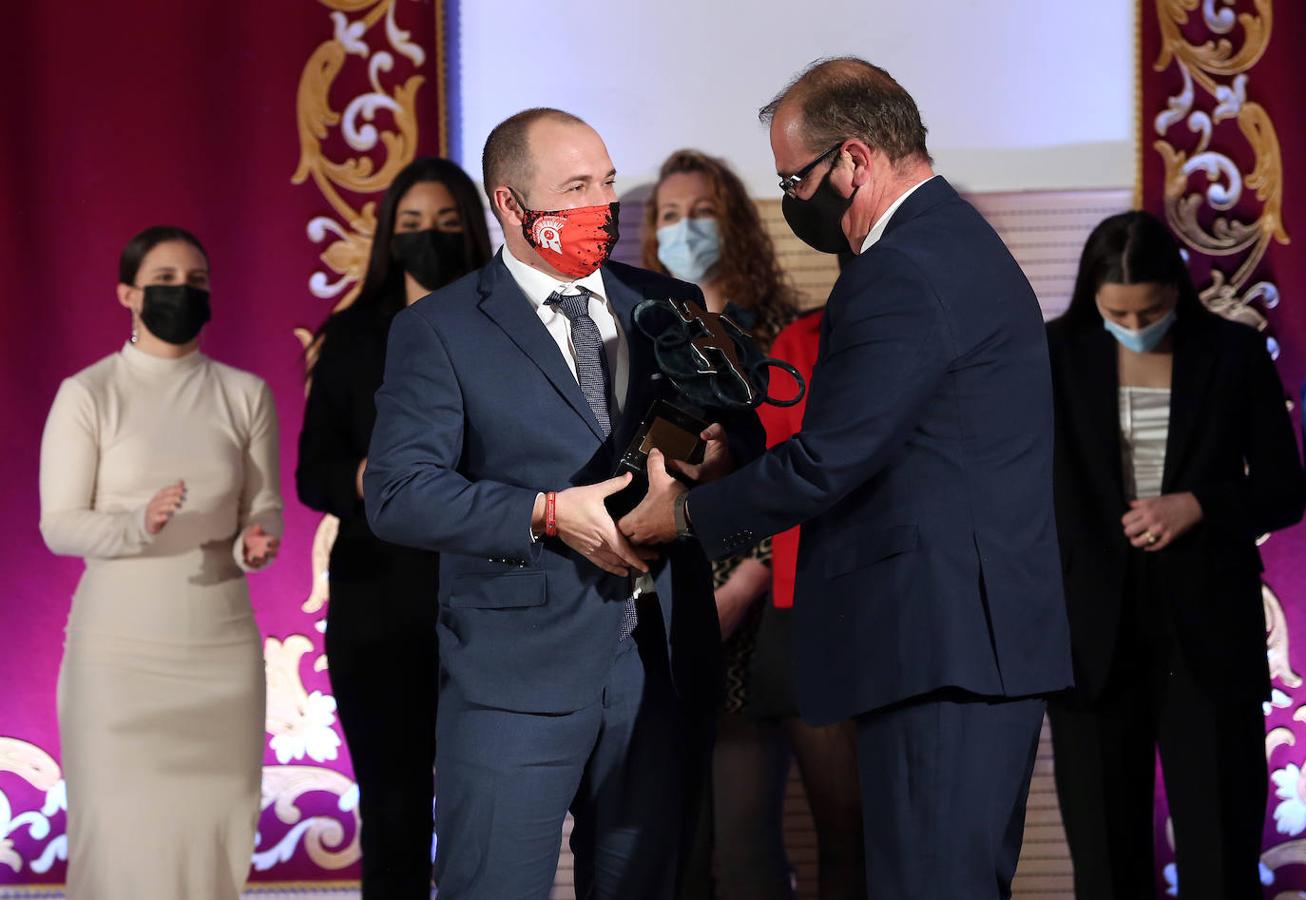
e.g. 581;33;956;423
1118;386;1171;500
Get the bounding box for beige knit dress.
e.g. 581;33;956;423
39;342;283;899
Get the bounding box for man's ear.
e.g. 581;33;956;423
494;186;524;227
844;139;876;188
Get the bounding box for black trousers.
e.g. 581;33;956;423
324;548;439;899
856;691;1044;899
1048;561;1267;900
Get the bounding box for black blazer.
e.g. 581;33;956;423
691;177;1074;722
297;303;438;593
1047;309;1305;703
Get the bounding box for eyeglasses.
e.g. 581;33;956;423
778;142;843;198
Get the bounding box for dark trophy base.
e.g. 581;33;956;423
605;399;709;520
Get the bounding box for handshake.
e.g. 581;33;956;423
531;423;733;577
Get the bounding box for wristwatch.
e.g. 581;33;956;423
674;491;695;540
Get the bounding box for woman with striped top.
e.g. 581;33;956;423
1045;210;1305;900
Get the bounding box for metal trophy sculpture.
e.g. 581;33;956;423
606;297;806;518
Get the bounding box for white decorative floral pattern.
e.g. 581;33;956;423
265;636;342;765
271;692;342;765
0;739;66;877
1273;764;1306;836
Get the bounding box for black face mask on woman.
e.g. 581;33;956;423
390;229;468;292
782;167;858;255
140;285;211;345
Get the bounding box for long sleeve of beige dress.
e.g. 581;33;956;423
39;342;283;899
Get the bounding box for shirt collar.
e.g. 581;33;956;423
859;174;938;254
501;243;608;309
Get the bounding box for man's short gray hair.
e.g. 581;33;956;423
760;57;930;164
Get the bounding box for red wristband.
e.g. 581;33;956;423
544;491;558;538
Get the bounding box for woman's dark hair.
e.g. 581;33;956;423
1060;210;1203;328
347;156;492;319
118;225;207;284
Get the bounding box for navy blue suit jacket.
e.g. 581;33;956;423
364;253;763;715
690;177;1073;723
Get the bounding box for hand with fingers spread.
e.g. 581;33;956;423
241;523;281;569
545;472;655;577
619;449;687;546
665;423;734;485
145;480;187;535
1121;492;1203;551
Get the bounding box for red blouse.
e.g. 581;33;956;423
755;309;823;608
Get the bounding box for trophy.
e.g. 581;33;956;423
605;297;806;518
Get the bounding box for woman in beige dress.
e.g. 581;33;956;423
39;225;283;899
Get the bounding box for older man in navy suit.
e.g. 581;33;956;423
622;58;1073;899
365;108;762;898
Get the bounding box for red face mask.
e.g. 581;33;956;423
517;200;621;279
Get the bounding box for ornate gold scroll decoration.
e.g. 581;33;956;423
253;765;361;872
1152;13;1296;869
291;0;427;361
1152;0;1288;328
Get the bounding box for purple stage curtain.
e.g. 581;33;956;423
1139;0;1306;894
0;0;451;886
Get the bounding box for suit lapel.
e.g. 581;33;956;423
477;257;606;441
604;268;659;451
1162;316;1216;492
1072;326;1126;503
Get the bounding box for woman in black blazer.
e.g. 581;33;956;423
1046;211;1305;900
296;157;492;898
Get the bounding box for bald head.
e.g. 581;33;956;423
761;57;930;164
482;107;590;209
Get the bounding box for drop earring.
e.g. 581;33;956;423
130;314;139;344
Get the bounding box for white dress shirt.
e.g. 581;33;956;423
501;243;629;415
859;174;939;254
502;246;651;593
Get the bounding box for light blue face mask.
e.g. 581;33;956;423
656;217;721;283
1102;308;1177;353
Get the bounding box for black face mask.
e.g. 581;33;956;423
390;229;468;292
782;167;857;254
140;285;211;345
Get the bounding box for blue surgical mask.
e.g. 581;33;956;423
1102;309;1177;353
656;217;721;283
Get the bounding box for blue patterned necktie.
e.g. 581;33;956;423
546;289;612;436
546;288;638;642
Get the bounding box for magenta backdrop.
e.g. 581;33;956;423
1139;0;1306;895
0;0;448;885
